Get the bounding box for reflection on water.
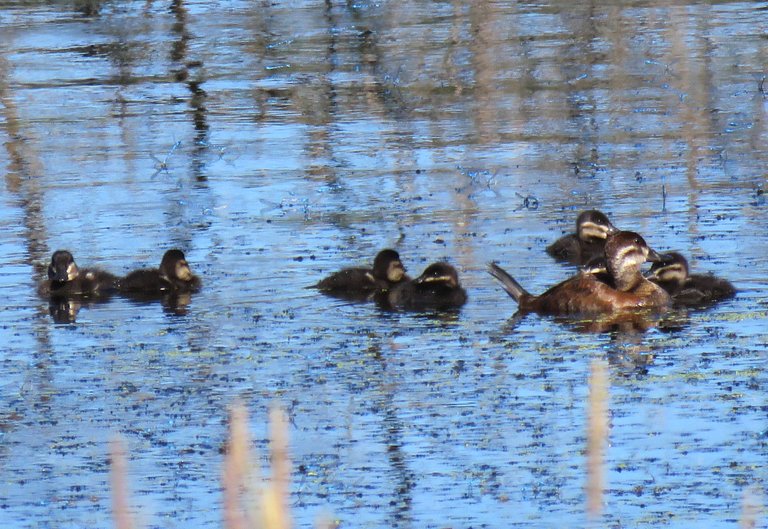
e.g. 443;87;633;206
47;295;118;324
120;290;196;316
1;1;767;528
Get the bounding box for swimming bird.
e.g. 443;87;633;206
38;250;119;297
647;251;735;307
119;249;201;295
382;262;467;311
313;249;408;300
546;210;619;265
491;231;670;316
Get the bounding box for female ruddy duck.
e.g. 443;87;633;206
382;262;467;311
120;249;201;295
546;210;619;265
314;249;408;300
491;231;670;315
38;250;119;297
648;252;735;307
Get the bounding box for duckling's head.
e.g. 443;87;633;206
373;249;406;283
604;231;661;291
160;249;193;281
648;252;689;287
48;250;79;282
581;255;608;275
576;210;619;242
414;262;460;289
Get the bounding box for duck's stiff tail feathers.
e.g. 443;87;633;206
488;262;529;303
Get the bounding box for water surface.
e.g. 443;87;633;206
1;1;767;528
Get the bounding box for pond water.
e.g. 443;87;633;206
1;1;767;528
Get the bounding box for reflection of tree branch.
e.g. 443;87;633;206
0;43;57;422
170;0;210;182
0;53;48;266
366;340;415;527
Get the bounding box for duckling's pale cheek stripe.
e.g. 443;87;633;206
176;265;193;281
581;222;609;239
423;275;452;283
387;263;404;281
659;264;686;280
67;263;79;280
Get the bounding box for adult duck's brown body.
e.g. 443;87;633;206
490;231;671;316
648;252;735;307
546;210;619;265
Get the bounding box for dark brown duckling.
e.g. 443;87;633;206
648;252;735;307
491;231;670;316
579;255;614;286
120;249;201;295
546;210;619;265
38;250;119;298
382;262;467;311
313;249;408;300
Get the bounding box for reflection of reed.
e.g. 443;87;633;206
467;1;502;146
298;1;340;183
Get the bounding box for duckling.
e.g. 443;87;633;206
382;262;467;311
313;249;408;300
38;250;119;297
579;255;612;284
546;210;619;265
648;252;735;307
120;249;201;295
490;231;670;316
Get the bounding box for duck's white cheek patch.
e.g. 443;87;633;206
67;263;79;281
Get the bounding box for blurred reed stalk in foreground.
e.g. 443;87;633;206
586;360;609;518
110;437;136;529
224;403;291;529
109;382;760;528
740;486;763;529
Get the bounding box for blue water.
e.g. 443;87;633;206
0;1;766;528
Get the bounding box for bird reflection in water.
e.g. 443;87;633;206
119;291;195;317
48;296;83;324
47;295;115;324
498;306;688;336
